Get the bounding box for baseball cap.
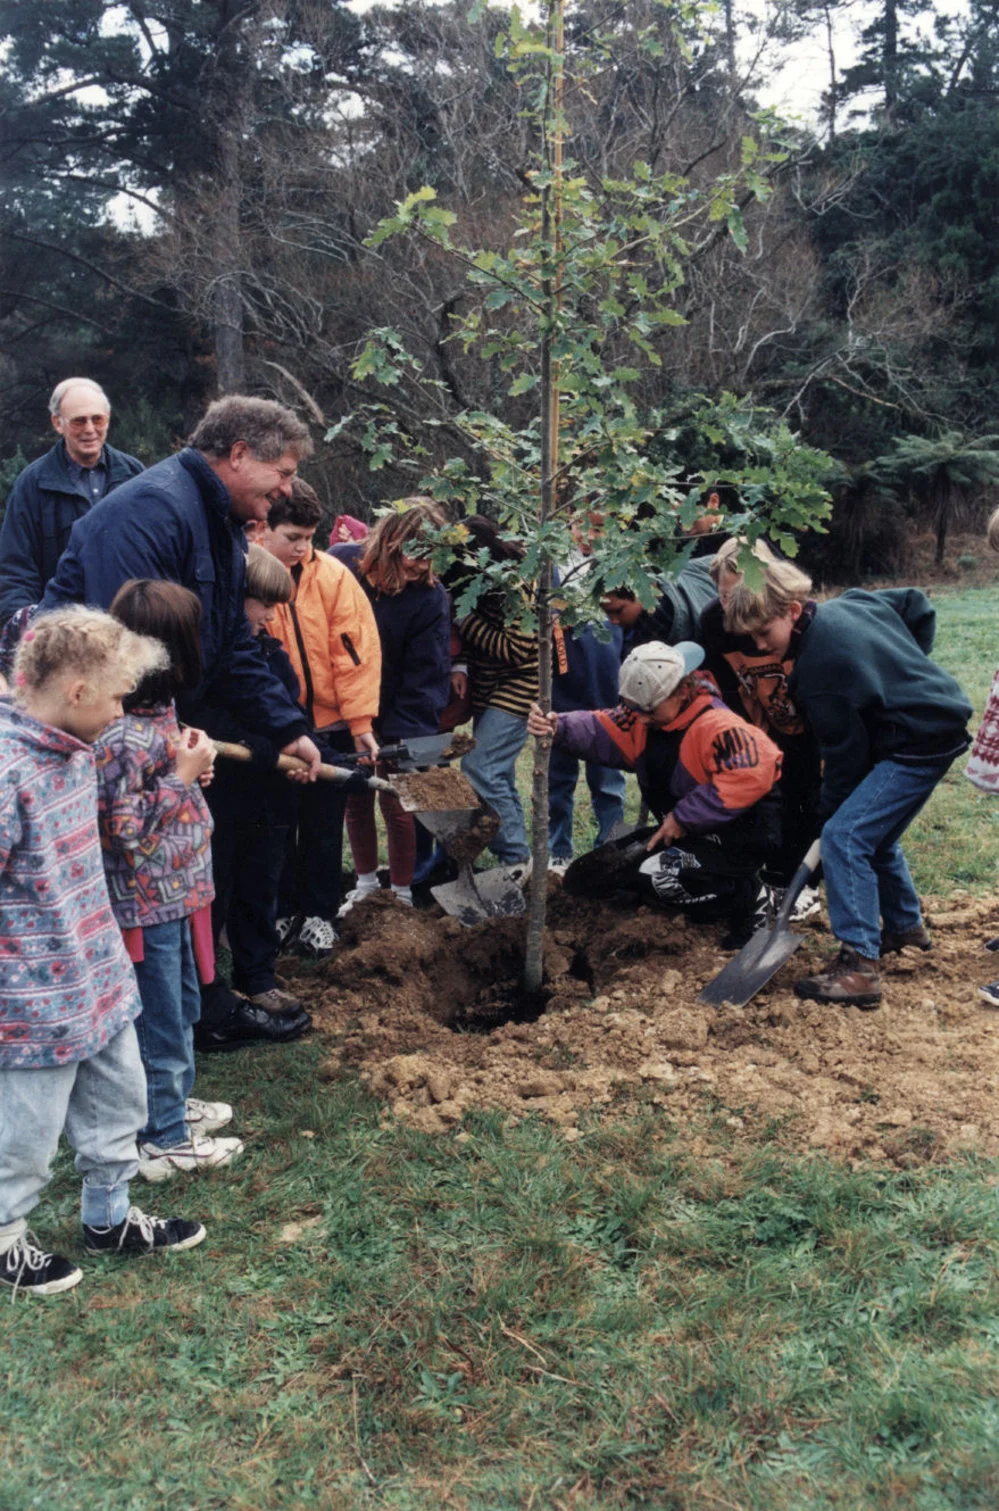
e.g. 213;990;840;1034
618;640;705;712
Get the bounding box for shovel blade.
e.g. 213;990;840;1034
431;865;526;926
698;925;804;1008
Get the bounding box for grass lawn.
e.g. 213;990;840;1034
4;588;999;1511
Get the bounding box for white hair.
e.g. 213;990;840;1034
49;378;111;418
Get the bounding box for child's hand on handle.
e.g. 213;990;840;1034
280;734;322;782
176;727;216;787
527;701;558;740
353;731;380;765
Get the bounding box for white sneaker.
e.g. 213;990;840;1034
296;916;338;957
791;884;822;923
337;883;380;919
391;885;413;906
548;856;572;876
137;1135;244;1182
185;1097;234;1135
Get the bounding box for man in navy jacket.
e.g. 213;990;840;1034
40;395;324;1048
0;379;143;625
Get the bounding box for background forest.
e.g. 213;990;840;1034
2;0;998;576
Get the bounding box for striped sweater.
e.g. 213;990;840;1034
0;699;140;1070
460;594;539;719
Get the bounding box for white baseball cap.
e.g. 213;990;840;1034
618;640;705;711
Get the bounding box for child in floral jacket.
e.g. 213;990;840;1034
97;580;242;1182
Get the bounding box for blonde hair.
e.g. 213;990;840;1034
13;606;167;704
360;498;447;595
723;559;814;634
709;536;779;586
246;543;293;605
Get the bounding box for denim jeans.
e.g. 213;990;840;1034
821;756;953;960
133;919;200;1150
0;1022;146;1239
461;707;530;864
547;744;626;859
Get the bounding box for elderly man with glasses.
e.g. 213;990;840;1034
0;379;144;625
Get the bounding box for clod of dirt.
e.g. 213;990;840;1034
279;884;999;1163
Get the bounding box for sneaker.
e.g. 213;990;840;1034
794;944;882;1009
791;885;822;923
295;916;338;958
337;883;380;919
83;1205;206;1256
549;856;572;876
137;1135;244;1183
249;986;304;1018
0;1234;82;1297
881;924;932;954
752;882;780;932
979;979;999;1007
185;1097;233;1134
276;914;303;948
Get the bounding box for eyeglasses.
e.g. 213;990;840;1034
61;414;110;430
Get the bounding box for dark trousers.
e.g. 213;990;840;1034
278;729;353;922
212;818;289;996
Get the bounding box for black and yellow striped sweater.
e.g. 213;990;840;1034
460;596;539;719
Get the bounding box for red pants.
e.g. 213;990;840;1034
345;787;417;886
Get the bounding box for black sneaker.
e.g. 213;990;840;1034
0;1234;83;1296
83;1205;206;1256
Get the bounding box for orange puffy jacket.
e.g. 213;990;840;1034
271;549;381;736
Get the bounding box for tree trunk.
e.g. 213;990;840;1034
523;0;564;997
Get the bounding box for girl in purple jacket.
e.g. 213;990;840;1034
333;500;451;909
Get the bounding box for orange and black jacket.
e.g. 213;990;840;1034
553;672;783;838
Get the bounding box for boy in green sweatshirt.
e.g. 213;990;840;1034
725;564;971;1008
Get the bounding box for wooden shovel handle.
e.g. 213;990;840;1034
211;740;393;789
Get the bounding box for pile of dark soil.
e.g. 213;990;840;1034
280;882;999;1165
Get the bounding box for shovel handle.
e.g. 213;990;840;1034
211;740;394;790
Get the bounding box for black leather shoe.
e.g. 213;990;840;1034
194;1000;311;1053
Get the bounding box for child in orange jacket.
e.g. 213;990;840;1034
258;481;381;956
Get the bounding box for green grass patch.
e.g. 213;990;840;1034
6;587;999;1509
4;1047;999;1510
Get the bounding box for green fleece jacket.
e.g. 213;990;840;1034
788;588;971;819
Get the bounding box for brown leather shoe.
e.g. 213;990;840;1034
880;924;932;954
794;945;882;1009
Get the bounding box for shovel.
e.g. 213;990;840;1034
698;839;822;1009
211;740;396;790
381;767;526;924
562;826;661;899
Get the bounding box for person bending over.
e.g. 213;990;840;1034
528;640;783;946
724;566;972;1008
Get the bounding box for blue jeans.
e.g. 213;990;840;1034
133;920;200;1150
548;745;626;859
461;707;530;864
821;757;953;960
0;1022;146;1238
